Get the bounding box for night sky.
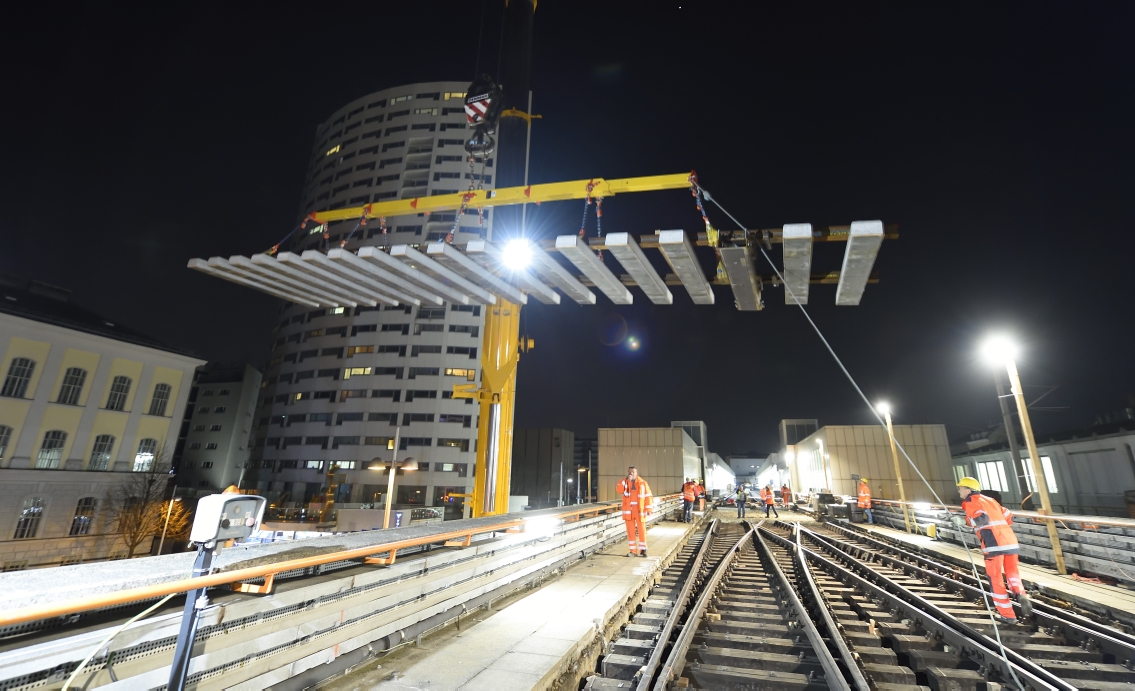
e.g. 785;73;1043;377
2;3;1133;455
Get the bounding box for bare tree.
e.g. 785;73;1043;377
108;443;190;557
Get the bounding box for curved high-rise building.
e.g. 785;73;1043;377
250;81;493;520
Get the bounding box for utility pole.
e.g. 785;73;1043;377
995;374;1033;509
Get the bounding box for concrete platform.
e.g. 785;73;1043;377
370;520;695;690
859;523;1135;619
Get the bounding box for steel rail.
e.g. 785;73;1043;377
826;520;1135;663
790;526;1074;691
755;526;851;691
632;519;721;691
792;525;870;691
648;524;755;691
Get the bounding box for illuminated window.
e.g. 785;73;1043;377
390;95;412;104
445;368;475;380
57;367;87;405
148;383;171;416
13;497;45;539
325;144;340;157
976;461;1008;493
308;224;326;236
106;376;132;411
443;92;466;100
414;107;438;115
1;357;35;398
437;438;470;452
134;438;158;471
365;436;396;449
347;345;375;357
330;307;345;315
69;497;97;536
343;367;372;379
337;461;358;469
305;460;324;470
1023;456;1058;494
89;434;115;471
36;430;67;468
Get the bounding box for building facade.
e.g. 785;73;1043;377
952;424;1135;517
177;363;261;496
597;427;702;501
0;279;204;568
512;428;576;509
249;82;491;516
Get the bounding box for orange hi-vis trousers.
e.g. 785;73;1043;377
986;553;1024;618
625;512;646;554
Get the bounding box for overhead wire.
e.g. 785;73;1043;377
699;186;1028;690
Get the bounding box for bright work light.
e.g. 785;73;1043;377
875;401;891;416
502;238;532;270
980;335;1018;365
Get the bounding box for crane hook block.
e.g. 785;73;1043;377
464;75;504;157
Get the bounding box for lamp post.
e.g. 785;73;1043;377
981;336;1066;574
578;466;589;504
371;428;419;530
158;487;182;555
876;403;912;533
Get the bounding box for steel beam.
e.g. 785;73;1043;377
555;235;632;305
781;223;813;305
603;232;672;305
835;220;884;305
657;230;714;304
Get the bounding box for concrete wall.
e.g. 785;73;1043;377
511;428;576;508
790;424;954;503
598;428;700;501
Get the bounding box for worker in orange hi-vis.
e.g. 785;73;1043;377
857;478;874;524
781;484;792;506
954;476;1032;624
617;466;653;558
696;481;706;511
761;483;779;518
681;478;697;523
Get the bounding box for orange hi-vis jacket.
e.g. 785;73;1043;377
682;482;697;502
781;486;791;502
857;484;872;509
761;488;775;505
962;491;1019;557
617;477;653;519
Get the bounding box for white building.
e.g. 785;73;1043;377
0;278;204;568
250;82;490;518
177;364;261;496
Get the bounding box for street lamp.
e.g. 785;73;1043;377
158;488;183;554
368;428;418;530
876;402;912;533
578;466;589;504
980;335;1067;574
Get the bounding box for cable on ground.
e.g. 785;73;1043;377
700;187;1027;690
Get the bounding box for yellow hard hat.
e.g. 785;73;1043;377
859;478;868;483
957;476;981;490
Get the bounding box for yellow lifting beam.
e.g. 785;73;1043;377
309;172;694;224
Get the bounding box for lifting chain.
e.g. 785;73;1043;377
339;204;373;248
445;154;489;244
688;171;726;281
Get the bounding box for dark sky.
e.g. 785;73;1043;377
2;3;1133;455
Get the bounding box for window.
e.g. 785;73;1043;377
296;370;315;381
438;438;470;452
445;368;475;380
450;324;479;337
337;412;364;424
189;442;201;450
447;346;477;359
13;497;45;539
976;461;1008;493
201;461;214;469
415;323;444;335
408;367;439;378
209;424;222;431
0;425;12;462
1;358;35;398
219;388;231;395
364;436;396;449
205;442;218;450
368;412;398;425
1023;456;1059;494
304;460;324;470
106;376;132;411
36;430;67;468
411;345;442;356
375;367;403;378
314;390;336;400
352;324;378;336
201;389;215;396
400;437;432;450
311;412;333;424
335;461;358;470
373;389;401;402
305;436;330;448
443;91;465;100
347;345;375;357
378;345;406;356
283;436;303;448
134;438;158;472
381;323;410;334
213;406;227;413
57;367;87;405
390;94;412;104
403;413;435;425
193;424;205;431
89;434;115;471
149;383;171;416
439;414;472;427
339;389;368;401
321;347;344;358
70;497;97;536
417;308;445;320
344;367;372;379
198;406;210;414
406;390;436;402
333;436;360;448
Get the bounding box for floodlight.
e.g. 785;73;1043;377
502;238;533;270
981;335;1018;365
876;401;891;416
